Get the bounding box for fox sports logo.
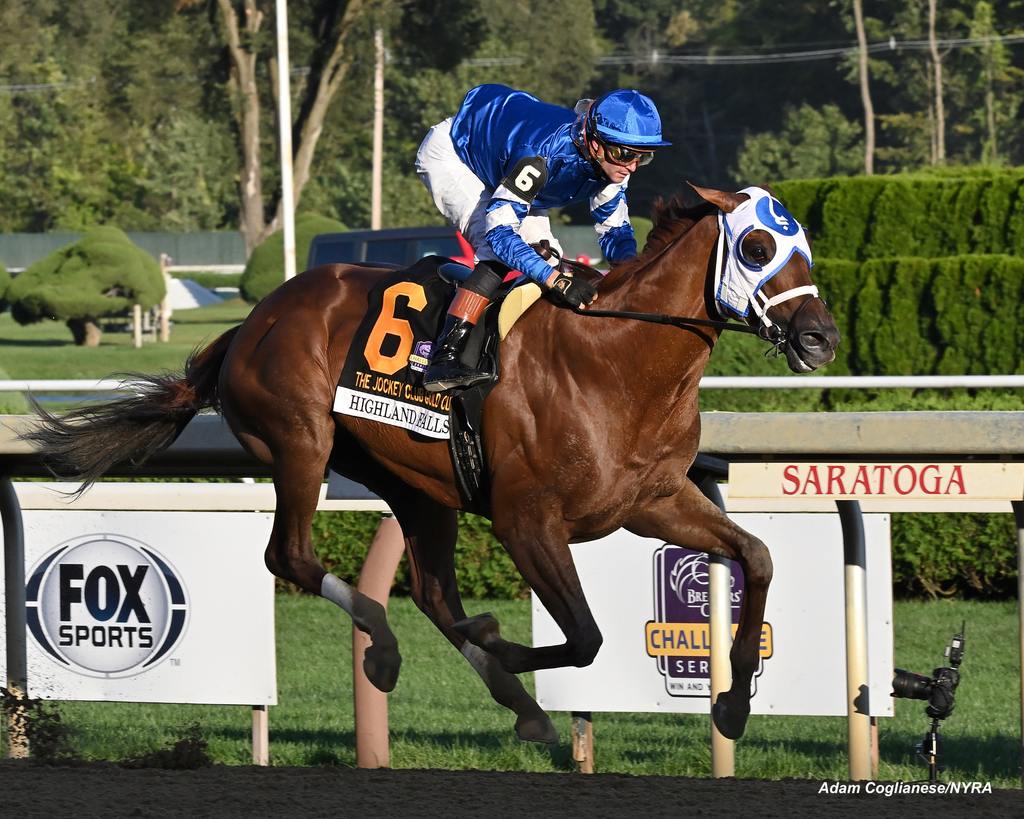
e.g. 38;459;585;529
26;535;189;678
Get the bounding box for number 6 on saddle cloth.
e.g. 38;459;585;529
334;254;548;514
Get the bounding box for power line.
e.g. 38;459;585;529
467;32;1024;68
4;30;1022;94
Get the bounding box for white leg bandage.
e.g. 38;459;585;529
321;574;355;616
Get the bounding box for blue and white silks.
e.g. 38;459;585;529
435;84;638;284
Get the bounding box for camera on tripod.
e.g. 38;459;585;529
890;623;966;780
892;624;965;719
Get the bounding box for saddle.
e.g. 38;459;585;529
334;255;540;515
335;253;604;516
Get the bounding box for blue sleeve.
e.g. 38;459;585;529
590;185;637;263
600;224;638;263
483;199;554;285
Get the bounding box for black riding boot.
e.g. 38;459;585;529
422;312;489;392
423;263;506;392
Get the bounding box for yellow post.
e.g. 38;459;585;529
352;515;405;768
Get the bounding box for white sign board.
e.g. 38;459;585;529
730;461;1024;501
533;513;893;717
2;511;277;705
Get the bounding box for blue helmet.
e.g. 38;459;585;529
589;90;671;148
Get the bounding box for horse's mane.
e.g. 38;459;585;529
601;195;717;288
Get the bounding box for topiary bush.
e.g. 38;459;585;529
240;213;347;303
5;226;165;346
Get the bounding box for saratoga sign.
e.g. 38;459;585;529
729;462;1024;501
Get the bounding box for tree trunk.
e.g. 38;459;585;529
67;318;102;347
985;78;997;162
214;0;365;254
853;0;875;175
272;0;365;235
218;0;267;257
928;0;946;163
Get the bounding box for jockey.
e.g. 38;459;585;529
415;83;670;392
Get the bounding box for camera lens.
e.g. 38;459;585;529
892;669;933;700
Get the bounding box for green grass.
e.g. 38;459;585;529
0;300;252;381
6;597;1020;785
0;301;252;412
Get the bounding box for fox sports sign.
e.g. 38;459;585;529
25;534;189;678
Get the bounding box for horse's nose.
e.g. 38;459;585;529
798;323;840;361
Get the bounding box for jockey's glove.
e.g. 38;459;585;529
544;270;598;309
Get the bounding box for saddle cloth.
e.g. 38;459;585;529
333;256;538;441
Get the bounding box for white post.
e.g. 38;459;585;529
275;0;297;280
371;28;384;230
838;501;872;781
132;304;143;349
709;555;736;777
158;254;172;342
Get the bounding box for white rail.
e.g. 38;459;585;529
699;375;1024;389
1;375;1022;393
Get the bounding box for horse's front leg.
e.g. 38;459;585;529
387;490;558;744
454;506;604;675
625;479;773;740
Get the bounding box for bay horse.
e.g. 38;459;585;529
27;185;839;745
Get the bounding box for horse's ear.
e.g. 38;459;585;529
687;182;748;213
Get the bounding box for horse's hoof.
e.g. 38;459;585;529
515;710;559;744
453;612;501;650
363;642;402;693
712;692;750;740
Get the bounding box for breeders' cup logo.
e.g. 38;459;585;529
25;535;189;678
409;340;433;374
645;544;772;698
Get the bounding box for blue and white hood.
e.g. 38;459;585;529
713;187;815;323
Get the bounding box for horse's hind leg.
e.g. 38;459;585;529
266;444;401;693
372;486;555;743
625;479;772;740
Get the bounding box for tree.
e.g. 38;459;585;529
928;0;947;162
6;227;165;346
969;1;1023;163
852;0;876;174
175;0;487;256
735;104;864;181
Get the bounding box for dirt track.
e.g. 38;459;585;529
1;761;1018;818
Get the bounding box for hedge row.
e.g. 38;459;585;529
305;507;1018;601
310;512;526;600
773;173;1024;260
816;254;1024;376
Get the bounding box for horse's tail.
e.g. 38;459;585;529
24;326;241;490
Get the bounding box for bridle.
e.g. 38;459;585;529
562;209;820;354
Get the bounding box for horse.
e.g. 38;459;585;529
27;184;839;745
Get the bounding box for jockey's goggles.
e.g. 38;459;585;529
600;140;655;167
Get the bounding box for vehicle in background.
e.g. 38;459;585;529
306;226;475;269
307;225;604;271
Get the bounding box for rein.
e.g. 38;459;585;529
557;247;787;346
570;303;782;342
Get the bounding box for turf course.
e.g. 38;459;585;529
5;596;1019;785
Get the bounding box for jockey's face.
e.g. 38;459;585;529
588;138;651;183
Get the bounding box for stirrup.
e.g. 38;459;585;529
423;363;490;393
